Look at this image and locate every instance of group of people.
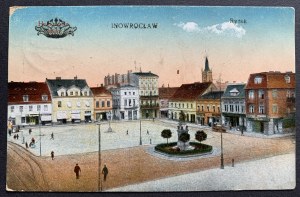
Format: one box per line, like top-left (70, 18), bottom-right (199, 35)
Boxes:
top-left (74, 164), bottom-right (109, 181)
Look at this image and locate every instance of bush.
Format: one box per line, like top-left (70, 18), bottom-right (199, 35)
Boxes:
top-left (155, 142), bottom-right (212, 155)
top-left (283, 118), bottom-right (295, 128)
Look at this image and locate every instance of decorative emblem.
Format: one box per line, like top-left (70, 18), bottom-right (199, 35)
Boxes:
top-left (35, 18), bottom-right (77, 38)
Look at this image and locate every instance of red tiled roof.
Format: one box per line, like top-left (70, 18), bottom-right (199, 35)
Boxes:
top-left (245, 72), bottom-right (295, 89)
top-left (8, 82), bottom-right (51, 104)
top-left (159, 87), bottom-right (179, 99)
top-left (170, 82), bottom-right (213, 101)
top-left (90, 86), bottom-right (112, 96)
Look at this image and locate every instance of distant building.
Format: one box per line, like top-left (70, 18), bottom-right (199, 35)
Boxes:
top-left (46, 77), bottom-right (94, 124)
top-left (8, 82), bottom-right (52, 126)
top-left (131, 72), bottom-right (159, 118)
top-left (197, 90), bottom-right (224, 126)
top-left (202, 57), bottom-right (213, 83)
top-left (90, 86), bottom-right (113, 121)
top-left (245, 71), bottom-right (295, 134)
top-left (110, 85), bottom-right (139, 120)
top-left (169, 82), bottom-right (215, 123)
top-left (159, 86), bottom-right (179, 118)
top-left (104, 70), bottom-right (132, 88)
top-left (221, 83), bottom-right (246, 129)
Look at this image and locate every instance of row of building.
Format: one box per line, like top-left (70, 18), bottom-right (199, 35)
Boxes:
top-left (8, 58), bottom-right (295, 135)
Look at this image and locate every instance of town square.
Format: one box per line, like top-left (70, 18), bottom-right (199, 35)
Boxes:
top-left (6, 6), bottom-right (295, 192)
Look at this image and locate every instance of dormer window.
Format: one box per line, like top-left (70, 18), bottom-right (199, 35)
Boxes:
top-left (229, 88), bottom-right (240, 96)
top-left (61, 92), bottom-right (65, 96)
top-left (42, 95), bottom-right (48, 101)
top-left (70, 92), bottom-right (73, 96)
top-left (23, 95), bottom-right (29, 102)
top-left (285, 75), bottom-right (290, 84)
top-left (254, 76), bottom-right (262, 84)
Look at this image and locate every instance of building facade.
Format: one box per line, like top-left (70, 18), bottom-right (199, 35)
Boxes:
top-left (110, 85), bottom-right (140, 120)
top-left (8, 82), bottom-right (52, 126)
top-left (221, 83), bottom-right (246, 129)
top-left (159, 86), bottom-right (179, 118)
top-left (245, 71), bottom-right (295, 134)
top-left (104, 70), bottom-right (132, 88)
top-left (90, 86), bottom-right (113, 121)
top-left (46, 77), bottom-right (94, 124)
top-left (169, 82), bottom-right (215, 123)
top-left (130, 72), bottom-right (159, 118)
top-left (196, 91), bottom-right (223, 126)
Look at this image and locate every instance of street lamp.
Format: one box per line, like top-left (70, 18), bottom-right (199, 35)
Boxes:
top-left (107, 111), bottom-right (112, 132)
top-left (97, 122), bottom-right (102, 192)
top-left (219, 75), bottom-right (224, 169)
top-left (139, 119), bottom-right (142, 145)
top-left (39, 111), bottom-right (41, 156)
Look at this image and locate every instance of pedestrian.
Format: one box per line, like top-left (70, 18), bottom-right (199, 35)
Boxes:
top-left (51, 132), bottom-right (54, 140)
top-left (241, 128), bottom-right (244, 136)
top-left (102, 164), bottom-right (108, 181)
top-left (232, 159), bottom-right (235, 167)
top-left (8, 129), bottom-right (12, 136)
top-left (147, 130), bottom-right (149, 135)
top-left (13, 134), bottom-right (16, 139)
top-left (25, 142), bottom-right (28, 149)
top-left (126, 130), bottom-right (128, 135)
top-left (16, 134), bottom-right (19, 140)
top-left (51, 151), bottom-right (54, 160)
top-left (153, 117), bottom-right (155, 122)
top-left (150, 138), bottom-right (152, 144)
top-left (29, 128), bottom-right (32, 135)
top-left (74, 164), bottom-right (81, 179)
top-left (31, 137), bottom-right (35, 144)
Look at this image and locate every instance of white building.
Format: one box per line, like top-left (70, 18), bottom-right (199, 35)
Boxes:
top-left (111, 85), bottom-right (140, 120)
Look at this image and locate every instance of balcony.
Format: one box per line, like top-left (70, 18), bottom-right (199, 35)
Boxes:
top-left (140, 103), bottom-right (159, 109)
top-left (124, 105), bottom-right (139, 109)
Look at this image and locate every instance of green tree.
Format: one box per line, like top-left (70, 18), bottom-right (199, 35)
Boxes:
top-left (179, 132), bottom-right (190, 150)
top-left (161, 129), bottom-right (172, 144)
top-left (195, 130), bottom-right (207, 144)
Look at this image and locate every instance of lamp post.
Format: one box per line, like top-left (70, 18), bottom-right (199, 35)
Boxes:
top-left (219, 75), bottom-right (224, 169)
top-left (139, 119), bottom-right (142, 145)
top-left (39, 111), bottom-right (41, 157)
top-left (97, 122), bottom-right (102, 192)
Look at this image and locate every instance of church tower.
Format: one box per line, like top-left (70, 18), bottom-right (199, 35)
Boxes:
top-left (202, 57), bottom-right (213, 82)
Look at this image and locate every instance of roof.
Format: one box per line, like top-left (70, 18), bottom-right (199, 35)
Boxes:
top-left (245, 72), bottom-right (295, 89)
top-left (46, 78), bottom-right (90, 96)
top-left (132, 72), bottom-right (159, 77)
top-left (170, 82), bottom-right (213, 101)
top-left (8, 82), bottom-right (51, 104)
top-left (159, 87), bottom-right (179, 99)
top-left (214, 82), bottom-right (228, 91)
top-left (199, 91), bottom-right (224, 99)
top-left (204, 57), bottom-right (210, 71)
top-left (90, 86), bottom-right (112, 96)
top-left (222, 84), bottom-right (246, 98)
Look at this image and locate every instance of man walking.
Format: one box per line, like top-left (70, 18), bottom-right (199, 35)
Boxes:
top-left (51, 151), bottom-right (54, 160)
top-left (102, 164), bottom-right (108, 181)
top-left (51, 132), bottom-right (54, 140)
top-left (74, 164), bottom-right (81, 179)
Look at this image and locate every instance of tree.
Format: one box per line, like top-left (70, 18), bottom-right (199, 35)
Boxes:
top-left (179, 110), bottom-right (186, 122)
top-left (161, 129), bottom-right (172, 144)
top-left (179, 132), bottom-right (190, 150)
top-left (195, 130), bottom-right (207, 144)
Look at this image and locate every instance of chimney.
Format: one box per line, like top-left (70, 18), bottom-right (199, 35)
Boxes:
top-left (233, 81), bottom-right (236, 83)
top-left (74, 75), bottom-right (77, 80)
top-left (101, 84), bottom-right (103, 87)
top-left (56, 77), bottom-right (61, 80)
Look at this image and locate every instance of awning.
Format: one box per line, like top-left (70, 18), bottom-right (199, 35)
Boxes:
top-left (41, 114), bottom-right (52, 121)
top-left (57, 111), bottom-right (67, 119)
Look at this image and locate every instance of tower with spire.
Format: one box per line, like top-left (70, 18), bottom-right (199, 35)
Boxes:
top-left (202, 57), bottom-right (213, 82)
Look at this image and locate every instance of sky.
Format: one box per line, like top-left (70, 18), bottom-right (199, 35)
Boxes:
top-left (9, 6), bottom-right (295, 87)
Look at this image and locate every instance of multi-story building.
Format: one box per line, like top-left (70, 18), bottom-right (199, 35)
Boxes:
top-left (159, 86), bottom-right (179, 118)
top-left (104, 70), bottom-right (132, 88)
top-left (245, 71), bottom-right (295, 134)
top-left (110, 85), bottom-right (140, 120)
top-left (46, 77), bottom-right (94, 123)
top-left (8, 82), bottom-right (52, 126)
top-left (169, 82), bottom-right (215, 123)
top-left (221, 83), bottom-right (246, 129)
top-left (90, 86), bottom-right (113, 121)
top-left (130, 72), bottom-right (159, 118)
top-left (196, 91), bottom-right (223, 126)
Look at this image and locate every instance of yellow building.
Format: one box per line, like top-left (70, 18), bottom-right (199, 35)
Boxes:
top-left (46, 77), bottom-right (94, 123)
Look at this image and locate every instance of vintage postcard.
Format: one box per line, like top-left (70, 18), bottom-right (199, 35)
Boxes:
top-left (7, 6), bottom-right (295, 192)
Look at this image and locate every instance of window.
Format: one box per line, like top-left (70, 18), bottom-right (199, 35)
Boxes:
top-left (96, 101), bottom-right (99, 108)
top-left (23, 95), bottom-right (29, 102)
top-left (286, 90), bottom-right (291, 98)
top-left (235, 105), bottom-right (239, 112)
top-left (230, 88), bottom-right (239, 96)
top-left (29, 105), bottom-right (33, 111)
top-left (10, 106), bottom-right (14, 113)
top-left (129, 99), bottom-right (132, 106)
top-left (124, 92), bottom-right (127, 95)
top-left (254, 76), bottom-right (262, 84)
top-left (124, 99), bottom-right (127, 106)
top-left (224, 104), bottom-right (228, 112)
top-left (197, 105), bottom-right (200, 111)
top-left (213, 106), bottom-right (216, 112)
top-left (101, 101), bottom-right (105, 107)
top-left (61, 92), bottom-right (65, 96)
top-left (207, 105), bottom-right (210, 112)
top-left (107, 101), bottom-right (110, 107)
top-left (272, 104), bottom-right (278, 113)
top-left (218, 106), bottom-right (220, 112)
top-left (191, 104), bottom-right (193, 108)
top-left (241, 106), bottom-right (245, 113)
top-left (179, 103), bottom-right (181, 108)
top-left (248, 90), bottom-right (254, 99)
top-left (258, 90), bottom-right (264, 99)
top-left (44, 105), bottom-right (48, 111)
top-left (285, 75), bottom-right (290, 84)
top-left (129, 92), bottom-right (131, 95)
top-left (37, 105), bottom-right (41, 111)
top-left (75, 91), bottom-right (79, 96)
top-left (249, 105), bottom-right (254, 113)
top-left (272, 89), bottom-right (278, 98)
top-left (259, 105), bottom-right (264, 114)
top-left (58, 101), bottom-right (62, 107)
top-left (84, 91), bottom-right (88, 96)
top-left (133, 99), bottom-right (135, 106)
top-left (230, 105), bottom-right (234, 112)
top-left (133, 92), bottom-right (135, 95)
top-left (19, 106), bottom-right (23, 112)
top-left (42, 95), bottom-right (48, 101)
